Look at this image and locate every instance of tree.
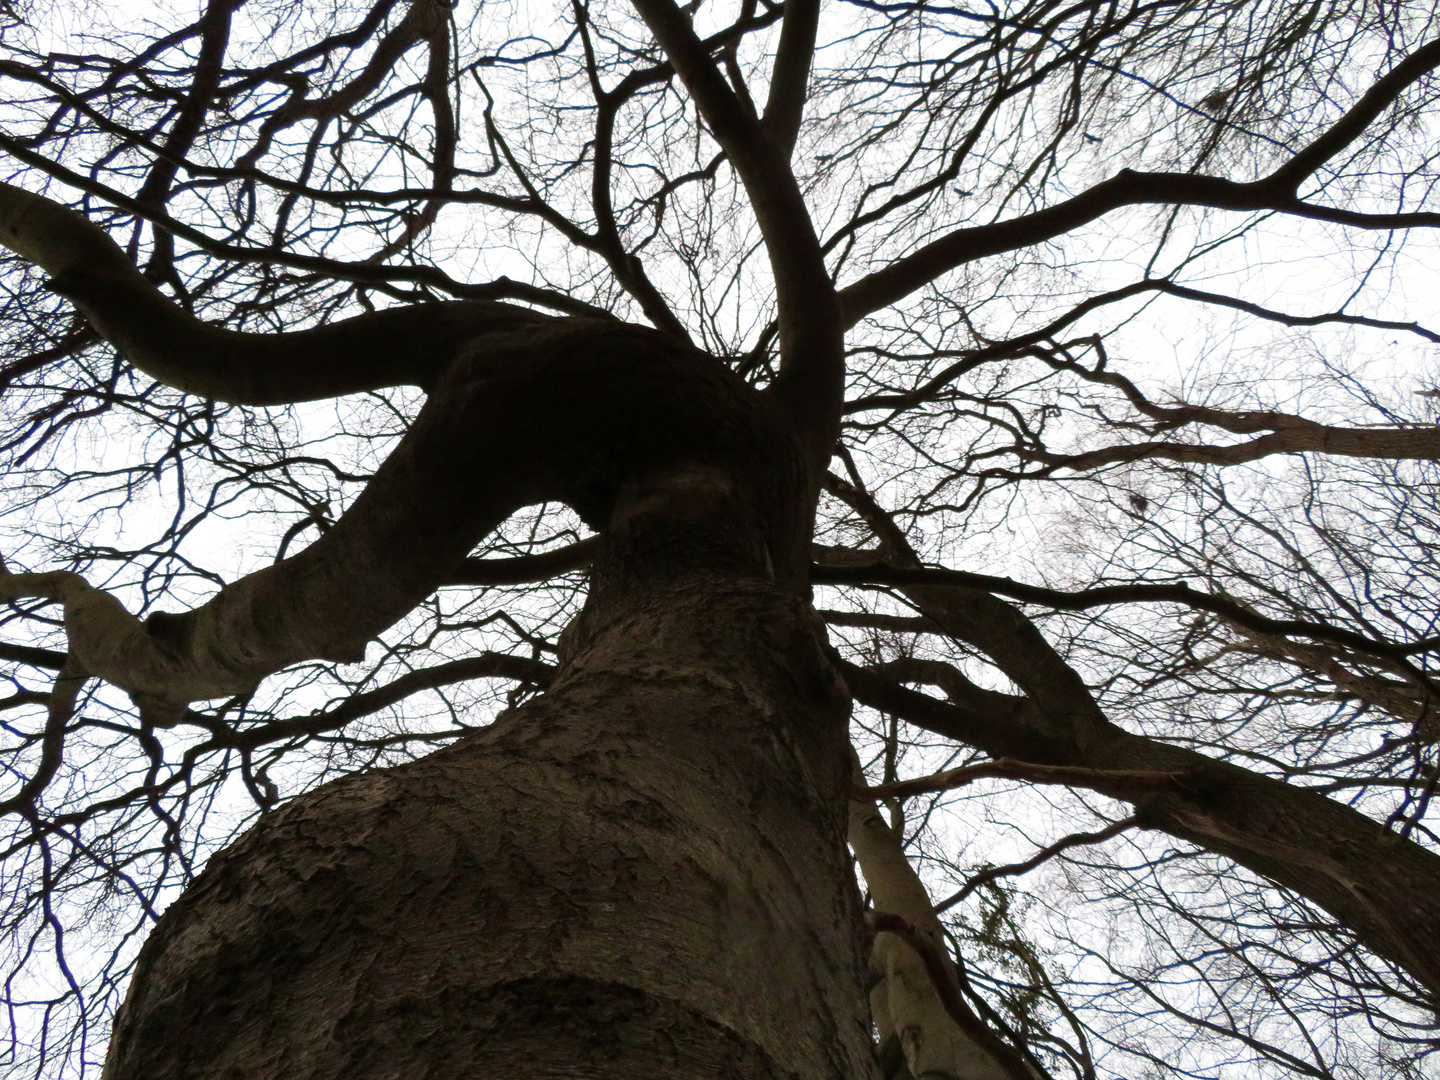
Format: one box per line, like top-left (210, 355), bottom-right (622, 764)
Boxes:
top-left (0, 0), bottom-right (1437, 1076)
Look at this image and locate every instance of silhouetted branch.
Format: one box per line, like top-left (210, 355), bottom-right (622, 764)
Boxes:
top-left (815, 559), bottom-right (1440, 664)
top-left (933, 816), bottom-right (1143, 914)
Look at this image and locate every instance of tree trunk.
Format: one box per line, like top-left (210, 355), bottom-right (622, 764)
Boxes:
top-left (103, 468), bottom-right (880, 1079)
top-left (848, 787), bottom-right (1021, 1080)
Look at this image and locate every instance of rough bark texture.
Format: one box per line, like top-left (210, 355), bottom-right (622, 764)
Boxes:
top-left (103, 464), bottom-right (880, 1080)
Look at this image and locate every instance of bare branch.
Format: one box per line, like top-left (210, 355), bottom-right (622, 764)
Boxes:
top-left (826, 475), bottom-right (1440, 1002)
top-left (864, 912), bottom-right (1043, 1080)
top-left (219, 653), bottom-right (555, 751)
top-left (838, 38), bottom-right (1440, 326)
top-left (848, 757), bottom-right (1037, 1080)
top-left (845, 658), bottom-right (1440, 1006)
top-left (0, 144), bottom-right (610, 317)
top-left (1015, 351), bottom-right (1440, 471)
top-left (446, 537), bottom-right (601, 587)
top-left (859, 758), bottom-right (1188, 803)
top-left (0, 642), bottom-right (67, 671)
top-left (0, 307), bottom-right (785, 716)
top-left (932, 816), bottom-right (1144, 914)
top-left (628, 0), bottom-right (843, 467)
top-left (1267, 36), bottom-right (1440, 192)
top-left (844, 278), bottom-right (1439, 414)
top-left (0, 182), bottom-right (557, 404)
top-left (132, 0), bottom-right (242, 282)
top-left (761, 0), bottom-right (819, 158)
top-left (0, 654), bottom-right (87, 816)
top-left (1024, 425), bottom-right (1440, 471)
top-left (814, 558), bottom-right (1440, 665)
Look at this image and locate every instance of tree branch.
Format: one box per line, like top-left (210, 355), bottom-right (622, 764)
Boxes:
top-left (628, 0), bottom-right (843, 469)
top-left (445, 536), bottom-right (601, 586)
top-left (1023, 425), bottom-right (1440, 471)
top-left (814, 558), bottom-right (1440, 665)
top-left (219, 653), bottom-right (555, 751)
top-left (133, 0), bottom-right (242, 282)
top-left (837, 38), bottom-right (1440, 326)
top-left (0, 182), bottom-right (557, 404)
top-left (849, 762), bottom-right (1043, 1080)
top-left (825, 474), bottom-right (1440, 1000)
top-left (859, 758), bottom-right (1188, 803)
top-left (1012, 344), bottom-right (1440, 472)
top-left (1266, 37), bottom-right (1440, 192)
top-left (0, 298), bottom-right (785, 717)
top-left (843, 278), bottom-right (1440, 415)
top-left (845, 658), bottom-right (1440, 1004)
top-left (932, 816), bottom-right (1143, 914)
top-left (0, 642), bottom-right (67, 671)
top-left (761, 0), bottom-right (819, 158)
top-left (0, 143), bottom-right (611, 318)
top-left (863, 912), bottom-right (1042, 1080)
top-left (0, 654), bottom-right (87, 816)
top-left (1143, 279), bottom-right (1440, 344)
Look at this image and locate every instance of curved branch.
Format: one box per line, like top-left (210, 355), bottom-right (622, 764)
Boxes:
top-left (0, 142), bottom-right (611, 317)
top-left (814, 559), bottom-right (1440, 664)
top-left (839, 173), bottom-right (1440, 328)
top-left (932, 816), bottom-right (1143, 915)
top-left (1143, 279), bottom-right (1440, 344)
top-left (844, 278), bottom-right (1440, 415)
top-left (133, 0), bottom-right (242, 281)
top-left (818, 608), bottom-right (934, 634)
top-left (1267, 36), bottom-right (1440, 192)
top-left (445, 536), bottom-right (601, 586)
top-left (850, 757), bottom-right (1045, 1080)
top-left (0, 311), bottom-right (784, 715)
top-left (863, 912), bottom-right (1041, 1080)
top-left (0, 182), bottom-right (558, 404)
top-left (826, 475), bottom-right (1440, 999)
top-left (837, 37), bottom-right (1440, 327)
top-left (220, 653), bottom-right (555, 751)
top-left (629, 0), bottom-right (842, 467)
top-left (235, 0), bottom-right (447, 171)
top-left (574, 5), bottom-right (690, 343)
top-left (364, 1), bottom-right (457, 259)
top-left (844, 658), bottom-right (1440, 1005)
top-left (0, 653), bottom-right (87, 816)
top-left (15, 185), bottom-right (582, 400)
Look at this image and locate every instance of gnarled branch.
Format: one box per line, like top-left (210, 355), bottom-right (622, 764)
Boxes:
top-left (0, 182), bottom-right (556, 405)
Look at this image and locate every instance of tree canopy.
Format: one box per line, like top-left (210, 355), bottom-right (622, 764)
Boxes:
top-left (0, 0), bottom-right (1438, 1076)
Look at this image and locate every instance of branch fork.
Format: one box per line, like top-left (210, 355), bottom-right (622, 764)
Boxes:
top-left (0, 568), bottom-right (254, 719)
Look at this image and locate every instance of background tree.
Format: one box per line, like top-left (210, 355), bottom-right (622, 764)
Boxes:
top-left (0, 0), bottom-right (1438, 1077)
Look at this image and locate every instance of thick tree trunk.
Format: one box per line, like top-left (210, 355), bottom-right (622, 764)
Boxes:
top-left (102, 470), bottom-right (879, 1080)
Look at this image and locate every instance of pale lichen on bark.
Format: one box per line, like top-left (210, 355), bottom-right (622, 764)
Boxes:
top-left (848, 756), bottom-right (1024, 1080)
top-left (0, 567), bottom-right (255, 718)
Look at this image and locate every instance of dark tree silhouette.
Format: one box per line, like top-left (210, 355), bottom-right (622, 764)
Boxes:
top-left (0, 0), bottom-right (1438, 1077)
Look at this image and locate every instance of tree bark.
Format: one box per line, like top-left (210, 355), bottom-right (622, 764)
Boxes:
top-left (102, 466), bottom-right (880, 1080)
top-left (849, 786), bottom-right (1022, 1080)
